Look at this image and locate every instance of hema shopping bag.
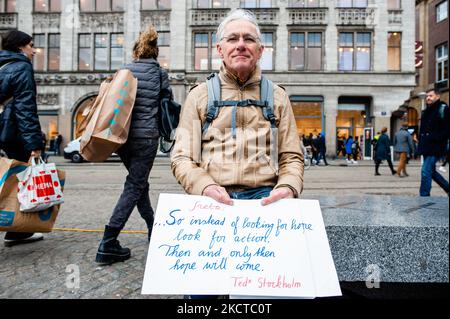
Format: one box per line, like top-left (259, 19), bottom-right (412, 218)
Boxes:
top-left (80, 69), bottom-right (137, 162)
top-left (16, 157), bottom-right (64, 212)
top-left (0, 157), bottom-right (65, 233)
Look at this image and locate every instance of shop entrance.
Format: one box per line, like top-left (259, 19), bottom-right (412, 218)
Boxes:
top-left (336, 96), bottom-right (372, 158)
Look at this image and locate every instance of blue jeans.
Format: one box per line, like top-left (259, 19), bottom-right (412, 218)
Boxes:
top-left (188, 186), bottom-right (274, 299)
top-left (420, 156), bottom-right (449, 196)
top-left (229, 186), bottom-right (273, 200)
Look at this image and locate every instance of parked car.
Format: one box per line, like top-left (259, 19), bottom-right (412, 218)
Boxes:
top-left (63, 137), bottom-right (84, 163)
top-left (63, 137), bottom-right (119, 163)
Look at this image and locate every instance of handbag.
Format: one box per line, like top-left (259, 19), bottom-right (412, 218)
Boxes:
top-left (158, 68), bottom-right (181, 153)
top-left (16, 156), bottom-right (64, 212)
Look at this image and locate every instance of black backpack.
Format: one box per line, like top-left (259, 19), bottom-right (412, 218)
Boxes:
top-left (158, 69), bottom-right (181, 153)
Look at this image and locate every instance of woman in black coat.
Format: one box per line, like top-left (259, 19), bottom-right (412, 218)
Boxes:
top-left (0, 31), bottom-right (44, 246)
top-left (374, 127), bottom-right (396, 176)
top-left (95, 26), bottom-right (172, 265)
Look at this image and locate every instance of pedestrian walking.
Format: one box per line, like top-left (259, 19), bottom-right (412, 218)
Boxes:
top-left (317, 132), bottom-right (329, 165)
top-left (54, 133), bottom-right (62, 156)
top-left (0, 30), bottom-right (45, 246)
top-left (374, 127), bottom-right (396, 176)
top-left (393, 123), bottom-right (414, 177)
top-left (417, 88), bottom-right (449, 196)
top-left (95, 26), bottom-right (173, 264)
top-left (345, 136), bottom-right (357, 164)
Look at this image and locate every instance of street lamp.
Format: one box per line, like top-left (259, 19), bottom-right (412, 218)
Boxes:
top-left (417, 92), bottom-right (427, 111)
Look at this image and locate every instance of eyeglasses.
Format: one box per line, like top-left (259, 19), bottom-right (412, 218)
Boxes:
top-left (221, 33), bottom-right (260, 45)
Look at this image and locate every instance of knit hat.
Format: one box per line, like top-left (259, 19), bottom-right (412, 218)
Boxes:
top-left (1, 30), bottom-right (33, 53)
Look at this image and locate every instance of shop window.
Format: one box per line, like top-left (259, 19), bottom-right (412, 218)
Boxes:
top-left (290, 97), bottom-right (323, 137)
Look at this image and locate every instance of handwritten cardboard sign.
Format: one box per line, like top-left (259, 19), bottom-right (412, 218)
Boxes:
top-left (142, 194), bottom-right (341, 298)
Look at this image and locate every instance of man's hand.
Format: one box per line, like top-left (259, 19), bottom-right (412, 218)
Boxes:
top-left (202, 184), bottom-right (234, 206)
top-left (261, 187), bottom-right (294, 206)
top-left (31, 149), bottom-right (42, 158)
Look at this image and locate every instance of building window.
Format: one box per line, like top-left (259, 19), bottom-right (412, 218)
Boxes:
top-left (141, 0), bottom-right (171, 10)
top-left (158, 31), bottom-right (170, 69)
top-left (48, 34), bottom-right (60, 71)
top-left (338, 32), bottom-right (371, 71)
top-left (260, 32), bottom-right (274, 70)
top-left (79, 0), bottom-right (124, 12)
top-left (436, 1), bottom-right (448, 23)
top-left (34, 0), bottom-right (61, 12)
top-left (337, 0), bottom-right (367, 7)
top-left (79, 33), bottom-right (123, 70)
top-left (240, 0), bottom-right (272, 8)
top-left (290, 0), bottom-right (319, 7)
top-left (32, 33), bottom-right (60, 71)
top-left (388, 32), bottom-right (401, 71)
top-left (33, 34), bottom-right (45, 71)
top-left (290, 32), bottom-right (322, 71)
top-left (0, 0), bottom-right (16, 12)
top-left (110, 33), bottom-right (124, 70)
top-left (436, 43), bottom-right (448, 83)
top-left (78, 34), bottom-right (91, 70)
top-left (196, 0), bottom-right (224, 8)
top-left (194, 32), bottom-right (221, 71)
top-left (387, 0), bottom-right (401, 10)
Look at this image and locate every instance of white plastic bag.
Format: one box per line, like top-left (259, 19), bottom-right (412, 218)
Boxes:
top-left (16, 157), bottom-right (64, 212)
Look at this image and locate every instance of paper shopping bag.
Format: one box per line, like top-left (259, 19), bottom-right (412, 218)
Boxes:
top-left (0, 157), bottom-right (65, 233)
top-left (80, 69), bottom-right (137, 162)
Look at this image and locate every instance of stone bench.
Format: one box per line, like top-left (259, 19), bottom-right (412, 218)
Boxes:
top-left (311, 195), bottom-right (449, 283)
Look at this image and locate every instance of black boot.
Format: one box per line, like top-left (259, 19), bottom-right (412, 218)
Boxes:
top-left (95, 225), bottom-right (131, 265)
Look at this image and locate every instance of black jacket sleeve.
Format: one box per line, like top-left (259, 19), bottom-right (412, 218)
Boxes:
top-left (11, 63), bottom-right (43, 152)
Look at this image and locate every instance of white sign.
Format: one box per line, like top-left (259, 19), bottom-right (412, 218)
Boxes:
top-left (141, 194), bottom-right (341, 298)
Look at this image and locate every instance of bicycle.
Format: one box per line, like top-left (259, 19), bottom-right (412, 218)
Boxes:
top-left (303, 146), bottom-right (313, 170)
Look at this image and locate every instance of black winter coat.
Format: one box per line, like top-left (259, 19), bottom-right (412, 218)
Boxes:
top-left (417, 100), bottom-right (449, 157)
top-left (0, 50), bottom-right (43, 152)
top-left (123, 59), bottom-right (171, 139)
top-left (374, 133), bottom-right (392, 161)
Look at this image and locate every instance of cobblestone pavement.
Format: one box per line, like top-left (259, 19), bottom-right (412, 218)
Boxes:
top-left (1, 156), bottom-right (448, 298)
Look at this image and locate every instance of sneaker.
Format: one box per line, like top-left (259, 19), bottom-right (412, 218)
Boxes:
top-left (4, 233), bottom-right (44, 247)
top-left (351, 160), bottom-right (358, 164)
top-left (438, 166), bottom-right (447, 173)
top-left (346, 159), bottom-right (351, 164)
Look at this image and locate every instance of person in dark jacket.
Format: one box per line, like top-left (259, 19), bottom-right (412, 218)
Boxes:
top-left (393, 123), bottom-right (414, 177)
top-left (316, 132), bottom-right (329, 165)
top-left (417, 88), bottom-right (449, 196)
top-left (374, 127), bottom-right (396, 176)
top-left (95, 26), bottom-right (172, 265)
top-left (0, 30), bottom-right (44, 246)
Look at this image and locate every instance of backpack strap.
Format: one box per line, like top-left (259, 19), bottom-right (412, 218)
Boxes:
top-left (203, 73), bottom-right (221, 134)
top-left (260, 75), bottom-right (276, 129)
top-left (202, 73), bottom-right (277, 140)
